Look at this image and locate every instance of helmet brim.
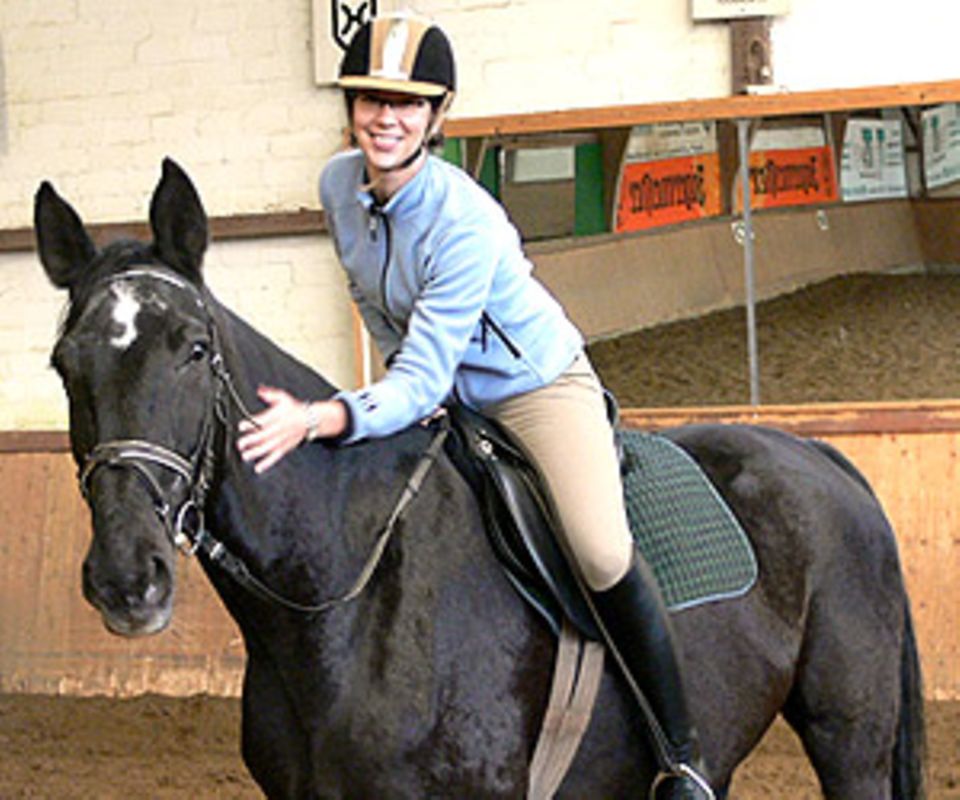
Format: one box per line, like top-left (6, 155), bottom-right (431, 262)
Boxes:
top-left (338, 75), bottom-right (449, 98)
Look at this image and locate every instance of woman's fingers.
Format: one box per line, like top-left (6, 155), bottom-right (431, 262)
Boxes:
top-left (236, 385), bottom-right (309, 472)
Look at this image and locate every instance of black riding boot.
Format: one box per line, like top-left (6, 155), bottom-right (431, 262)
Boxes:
top-left (589, 554), bottom-right (714, 800)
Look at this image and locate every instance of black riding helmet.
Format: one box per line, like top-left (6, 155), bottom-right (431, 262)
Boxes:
top-left (339, 13), bottom-right (456, 112)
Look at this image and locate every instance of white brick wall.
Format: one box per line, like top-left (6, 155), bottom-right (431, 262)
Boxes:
top-left (0, 1), bottom-right (733, 230)
top-left (439, 1), bottom-right (730, 117)
top-left (0, 0), bottom-right (343, 227)
top-left (2, 237), bottom-right (351, 430)
top-left (0, 252), bottom-right (66, 429)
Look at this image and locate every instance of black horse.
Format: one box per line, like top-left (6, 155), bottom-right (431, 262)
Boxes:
top-left (35, 159), bottom-right (924, 798)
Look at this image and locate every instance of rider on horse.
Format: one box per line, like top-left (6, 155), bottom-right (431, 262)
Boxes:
top-left (236, 12), bottom-right (713, 798)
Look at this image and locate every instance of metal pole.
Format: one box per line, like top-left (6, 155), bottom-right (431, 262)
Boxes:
top-left (736, 118), bottom-right (760, 406)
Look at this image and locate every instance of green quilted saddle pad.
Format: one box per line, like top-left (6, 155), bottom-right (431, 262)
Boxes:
top-left (620, 430), bottom-right (758, 611)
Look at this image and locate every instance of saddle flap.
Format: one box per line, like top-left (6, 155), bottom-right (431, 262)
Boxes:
top-left (445, 405), bottom-right (601, 641)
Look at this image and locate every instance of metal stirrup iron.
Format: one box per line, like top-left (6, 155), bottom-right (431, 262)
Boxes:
top-left (649, 762), bottom-right (716, 800)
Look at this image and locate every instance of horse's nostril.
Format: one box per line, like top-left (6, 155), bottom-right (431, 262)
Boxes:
top-left (145, 555), bottom-right (173, 605)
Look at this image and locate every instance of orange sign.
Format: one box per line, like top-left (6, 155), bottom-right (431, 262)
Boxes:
top-left (615, 154), bottom-right (722, 233)
top-left (735, 146), bottom-right (838, 210)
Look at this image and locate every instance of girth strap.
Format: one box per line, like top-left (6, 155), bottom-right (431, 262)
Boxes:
top-left (527, 621), bottom-right (605, 800)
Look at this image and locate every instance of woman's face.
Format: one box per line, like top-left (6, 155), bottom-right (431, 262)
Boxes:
top-left (351, 91), bottom-right (433, 191)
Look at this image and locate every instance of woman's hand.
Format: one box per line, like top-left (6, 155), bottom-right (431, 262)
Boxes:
top-left (237, 386), bottom-right (347, 473)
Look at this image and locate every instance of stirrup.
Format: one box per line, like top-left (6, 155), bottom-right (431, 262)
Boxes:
top-left (649, 762), bottom-right (715, 800)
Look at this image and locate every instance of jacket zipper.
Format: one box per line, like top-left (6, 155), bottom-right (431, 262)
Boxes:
top-left (481, 311), bottom-right (522, 359)
top-left (369, 204), bottom-right (395, 323)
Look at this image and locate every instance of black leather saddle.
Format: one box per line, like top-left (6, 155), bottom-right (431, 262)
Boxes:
top-left (444, 404), bottom-right (601, 640)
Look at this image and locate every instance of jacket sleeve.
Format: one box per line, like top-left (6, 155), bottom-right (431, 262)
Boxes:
top-left (347, 279), bottom-right (403, 366)
top-left (336, 224), bottom-right (496, 442)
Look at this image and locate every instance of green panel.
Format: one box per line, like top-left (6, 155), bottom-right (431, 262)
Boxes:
top-left (478, 146), bottom-right (500, 198)
top-left (440, 137), bottom-right (463, 167)
top-left (574, 142), bottom-right (607, 236)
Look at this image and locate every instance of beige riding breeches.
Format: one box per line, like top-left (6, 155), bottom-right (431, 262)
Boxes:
top-left (483, 352), bottom-right (634, 592)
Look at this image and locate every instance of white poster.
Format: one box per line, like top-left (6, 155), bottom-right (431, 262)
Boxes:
top-left (922, 103), bottom-right (960, 190)
top-left (692, 0), bottom-right (790, 20)
top-left (625, 121), bottom-right (718, 163)
top-left (312, 0), bottom-right (398, 86)
top-left (840, 119), bottom-right (908, 202)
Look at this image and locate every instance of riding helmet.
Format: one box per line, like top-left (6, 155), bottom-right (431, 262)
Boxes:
top-left (339, 13), bottom-right (456, 102)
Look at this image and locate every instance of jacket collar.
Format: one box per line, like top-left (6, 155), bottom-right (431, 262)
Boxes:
top-left (355, 153), bottom-right (433, 217)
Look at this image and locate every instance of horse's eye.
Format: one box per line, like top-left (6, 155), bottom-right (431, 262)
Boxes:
top-left (190, 341), bottom-right (210, 362)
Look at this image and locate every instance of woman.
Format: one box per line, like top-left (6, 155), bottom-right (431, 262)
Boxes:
top-left (238, 13), bottom-right (712, 799)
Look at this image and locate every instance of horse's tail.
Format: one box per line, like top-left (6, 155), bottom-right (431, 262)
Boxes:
top-left (892, 595), bottom-right (926, 800)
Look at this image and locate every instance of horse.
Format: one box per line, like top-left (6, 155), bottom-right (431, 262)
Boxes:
top-left (34, 158), bottom-right (925, 799)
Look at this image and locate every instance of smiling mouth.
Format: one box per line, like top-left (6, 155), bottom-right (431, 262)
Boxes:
top-left (369, 133), bottom-right (404, 149)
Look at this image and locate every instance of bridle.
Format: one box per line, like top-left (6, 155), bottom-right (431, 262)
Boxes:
top-left (76, 267), bottom-right (240, 557)
top-left (73, 265), bottom-right (448, 614)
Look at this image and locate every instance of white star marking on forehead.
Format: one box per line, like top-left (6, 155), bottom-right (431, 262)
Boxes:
top-left (110, 284), bottom-right (141, 350)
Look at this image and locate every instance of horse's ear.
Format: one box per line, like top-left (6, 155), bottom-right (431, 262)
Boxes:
top-left (34, 181), bottom-right (98, 291)
top-left (149, 158), bottom-right (209, 281)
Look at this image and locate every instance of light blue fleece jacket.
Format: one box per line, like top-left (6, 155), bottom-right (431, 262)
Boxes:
top-left (320, 150), bottom-right (583, 443)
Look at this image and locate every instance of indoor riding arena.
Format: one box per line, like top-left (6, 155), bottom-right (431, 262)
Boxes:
top-left (2, 1), bottom-right (960, 797)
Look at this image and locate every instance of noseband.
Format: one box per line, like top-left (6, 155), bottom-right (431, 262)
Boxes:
top-left (76, 268), bottom-right (245, 554)
top-left (80, 438), bottom-right (210, 552)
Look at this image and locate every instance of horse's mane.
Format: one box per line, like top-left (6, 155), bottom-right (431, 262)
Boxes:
top-left (214, 302), bottom-right (340, 402)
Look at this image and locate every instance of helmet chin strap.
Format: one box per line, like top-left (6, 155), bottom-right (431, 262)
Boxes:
top-left (387, 143), bottom-right (427, 173)
top-left (359, 146), bottom-right (426, 196)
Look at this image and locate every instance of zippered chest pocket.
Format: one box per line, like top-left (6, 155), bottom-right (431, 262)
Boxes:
top-left (477, 312), bottom-right (522, 359)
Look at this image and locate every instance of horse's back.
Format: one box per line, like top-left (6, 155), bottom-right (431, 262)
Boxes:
top-left (664, 422), bottom-right (900, 560)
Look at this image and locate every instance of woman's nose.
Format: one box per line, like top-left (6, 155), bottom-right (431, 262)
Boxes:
top-left (373, 102), bottom-right (399, 123)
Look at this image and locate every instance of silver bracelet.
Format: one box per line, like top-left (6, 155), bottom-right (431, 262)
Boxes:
top-left (304, 402), bottom-right (323, 441)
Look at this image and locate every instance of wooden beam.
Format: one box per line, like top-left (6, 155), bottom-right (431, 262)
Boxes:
top-left (9, 400), bottom-right (960, 453)
top-left (0, 431), bottom-right (70, 453)
top-left (445, 79), bottom-right (960, 138)
top-left (5, 80), bottom-right (959, 256)
top-left (620, 399), bottom-right (960, 437)
top-left (2, 209), bottom-right (327, 255)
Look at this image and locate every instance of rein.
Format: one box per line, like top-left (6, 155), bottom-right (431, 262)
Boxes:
top-left (77, 267), bottom-right (447, 615)
top-left (193, 420), bottom-right (449, 614)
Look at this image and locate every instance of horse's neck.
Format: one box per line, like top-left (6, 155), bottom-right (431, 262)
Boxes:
top-left (214, 303), bottom-right (337, 405)
top-left (204, 301), bottom-right (392, 608)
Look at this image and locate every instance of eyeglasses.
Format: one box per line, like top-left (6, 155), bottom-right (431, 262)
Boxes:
top-left (354, 92), bottom-right (430, 118)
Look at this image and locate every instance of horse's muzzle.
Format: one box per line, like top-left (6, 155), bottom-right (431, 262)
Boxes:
top-left (82, 545), bottom-right (175, 637)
